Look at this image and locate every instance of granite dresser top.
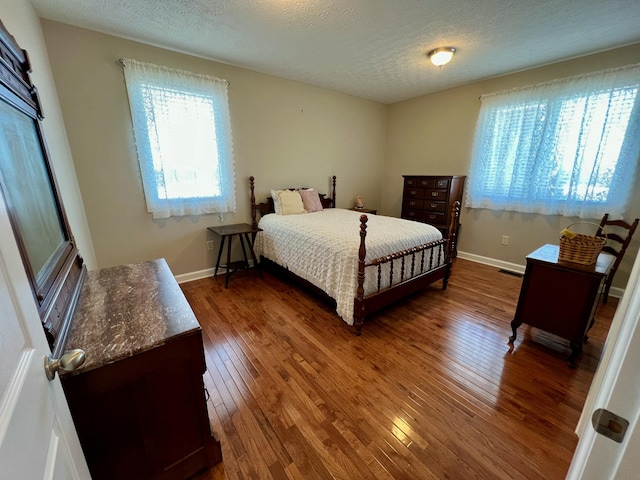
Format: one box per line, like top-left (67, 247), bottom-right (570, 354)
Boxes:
top-left (62, 258), bottom-right (201, 376)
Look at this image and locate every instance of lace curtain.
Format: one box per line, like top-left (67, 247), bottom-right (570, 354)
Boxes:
top-left (466, 63), bottom-right (640, 219)
top-left (122, 58), bottom-right (236, 219)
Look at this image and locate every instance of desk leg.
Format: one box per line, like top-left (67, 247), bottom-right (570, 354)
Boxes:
top-left (568, 341), bottom-right (582, 369)
top-left (225, 235), bottom-right (232, 288)
top-left (214, 237), bottom-right (225, 277)
top-left (509, 317), bottom-right (521, 343)
top-left (238, 234), bottom-right (249, 267)
top-left (584, 316), bottom-right (596, 342)
top-left (245, 233), bottom-right (262, 278)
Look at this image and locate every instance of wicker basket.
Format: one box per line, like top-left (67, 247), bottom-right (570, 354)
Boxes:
top-left (558, 222), bottom-right (607, 265)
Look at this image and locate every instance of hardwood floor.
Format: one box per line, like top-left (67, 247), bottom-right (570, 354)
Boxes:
top-left (181, 258), bottom-right (617, 480)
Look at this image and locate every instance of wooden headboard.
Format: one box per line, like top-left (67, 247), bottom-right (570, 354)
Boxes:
top-left (249, 176), bottom-right (337, 229)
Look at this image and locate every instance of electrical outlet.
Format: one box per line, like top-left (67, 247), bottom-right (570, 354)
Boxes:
top-left (206, 240), bottom-right (215, 251)
top-left (501, 235), bottom-right (510, 246)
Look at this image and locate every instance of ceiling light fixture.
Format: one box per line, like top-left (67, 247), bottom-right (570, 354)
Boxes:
top-left (428, 47), bottom-right (456, 67)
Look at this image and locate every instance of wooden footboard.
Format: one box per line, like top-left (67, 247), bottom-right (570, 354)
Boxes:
top-left (353, 201), bottom-right (460, 335)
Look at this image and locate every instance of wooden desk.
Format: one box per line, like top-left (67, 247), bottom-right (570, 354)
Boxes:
top-left (208, 223), bottom-right (262, 287)
top-left (510, 244), bottom-right (615, 367)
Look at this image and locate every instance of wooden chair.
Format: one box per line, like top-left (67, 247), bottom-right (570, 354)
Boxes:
top-left (596, 214), bottom-right (639, 303)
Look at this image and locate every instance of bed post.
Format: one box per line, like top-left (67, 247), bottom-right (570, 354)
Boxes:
top-left (331, 175), bottom-right (336, 208)
top-left (354, 214), bottom-right (368, 335)
top-left (249, 176), bottom-right (257, 230)
top-left (442, 201), bottom-right (461, 289)
top-left (447, 201), bottom-right (461, 260)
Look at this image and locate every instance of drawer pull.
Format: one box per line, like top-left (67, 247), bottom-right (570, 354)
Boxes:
top-left (431, 192), bottom-right (438, 197)
top-left (428, 214), bottom-right (437, 219)
top-left (430, 203), bottom-right (438, 208)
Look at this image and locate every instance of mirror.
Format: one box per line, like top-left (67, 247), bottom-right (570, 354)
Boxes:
top-left (0, 100), bottom-right (66, 286)
top-left (0, 20), bottom-right (84, 353)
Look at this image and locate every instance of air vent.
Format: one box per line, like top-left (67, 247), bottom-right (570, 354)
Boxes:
top-left (498, 269), bottom-right (524, 278)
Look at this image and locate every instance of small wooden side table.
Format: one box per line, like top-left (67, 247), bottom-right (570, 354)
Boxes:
top-left (350, 208), bottom-right (378, 215)
top-left (509, 244), bottom-right (614, 367)
top-left (207, 223), bottom-right (262, 288)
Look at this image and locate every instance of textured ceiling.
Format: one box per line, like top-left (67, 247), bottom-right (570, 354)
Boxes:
top-left (31, 0), bottom-right (640, 104)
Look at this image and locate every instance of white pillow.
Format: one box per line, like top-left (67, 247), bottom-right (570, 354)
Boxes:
top-left (271, 189), bottom-right (283, 214)
top-left (276, 189), bottom-right (306, 215)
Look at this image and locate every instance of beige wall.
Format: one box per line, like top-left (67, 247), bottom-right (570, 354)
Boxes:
top-left (41, 20), bottom-right (387, 276)
top-left (1, 0), bottom-right (96, 269)
top-left (39, 17), bottom-right (640, 289)
top-left (383, 44), bottom-right (640, 289)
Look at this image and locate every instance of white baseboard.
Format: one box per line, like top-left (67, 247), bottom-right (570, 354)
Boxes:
top-left (456, 250), bottom-right (623, 299)
top-left (174, 260), bottom-right (257, 284)
top-left (175, 253), bottom-right (624, 299)
top-left (175, 267), bottom-right (216, 284)
top-left (456, 250), bottom-right (526, 275)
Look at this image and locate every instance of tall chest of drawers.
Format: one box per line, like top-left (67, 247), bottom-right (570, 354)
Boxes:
top-left (401, 175), bottom-right (466, 253)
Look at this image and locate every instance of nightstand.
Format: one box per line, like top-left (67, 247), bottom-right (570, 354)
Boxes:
top-left (350, 208), bottom-right (377, 215)
top-left (207, 223), bottom-right (262, 287)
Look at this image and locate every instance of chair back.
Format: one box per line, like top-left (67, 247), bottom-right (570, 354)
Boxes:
top-left (596, 214), bottom-right (639, 257)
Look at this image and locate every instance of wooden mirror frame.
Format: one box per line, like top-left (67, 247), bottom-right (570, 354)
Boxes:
top-left (0, 20), bottom-right (85, 354)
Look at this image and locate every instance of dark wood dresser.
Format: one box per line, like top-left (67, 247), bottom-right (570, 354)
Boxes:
top-left (509, 244), bottom-right (614, 367)
top-left (60, 259), bottom-right (221, 479)
top-left (401, 175), bottom-right (466, 253)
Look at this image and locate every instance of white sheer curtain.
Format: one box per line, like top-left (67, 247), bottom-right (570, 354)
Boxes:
top-left (122, 58), bottom-right (235, 219)
top-left (466, 63), bottom-right (640, 219)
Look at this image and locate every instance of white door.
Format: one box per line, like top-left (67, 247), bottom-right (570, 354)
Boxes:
top-left (567, 246), bottom-right (640, 478)
top-left (0, 195), bottom-right (91, 478)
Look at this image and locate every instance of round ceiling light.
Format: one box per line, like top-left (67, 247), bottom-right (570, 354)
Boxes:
top-left (428, 47), bottom-right (456, 67)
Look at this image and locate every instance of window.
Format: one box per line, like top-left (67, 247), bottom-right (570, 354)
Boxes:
top-left (122, 59), bottom-right (235, 219)
top-left (466, 64), bottom-right (640, 219)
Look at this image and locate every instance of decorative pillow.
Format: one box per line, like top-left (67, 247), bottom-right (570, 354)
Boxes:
top-left (271, 189), bottom-right (283, 214)
top-left (276, 189), bottom-right (306, 215)
top-left (299, 188), bottom-right (324, 212)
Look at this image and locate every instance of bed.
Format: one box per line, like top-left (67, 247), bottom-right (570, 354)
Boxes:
top-left (249, 176), bottom-right (460, 335)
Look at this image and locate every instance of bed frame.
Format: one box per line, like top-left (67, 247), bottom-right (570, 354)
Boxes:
top-left (249, 175), bottom-right (460, 335)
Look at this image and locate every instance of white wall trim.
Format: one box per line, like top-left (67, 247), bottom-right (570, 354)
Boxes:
top-left (175, 260), bottom-right (257, 284)
top-left (175, 268), bottom-right (216, 284)
top-left (456, 250), bottom-right (526, 275)
top-left (456, 250), bottom-right (623, 298)
top-left (174, 252), bottom-right (624, 298)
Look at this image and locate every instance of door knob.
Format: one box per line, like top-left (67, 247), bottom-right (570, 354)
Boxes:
top-left (44, 349), bottom-right (86, 380)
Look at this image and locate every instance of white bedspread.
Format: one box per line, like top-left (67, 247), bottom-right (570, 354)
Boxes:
top-left (254, 208), bottom-right (443, 325)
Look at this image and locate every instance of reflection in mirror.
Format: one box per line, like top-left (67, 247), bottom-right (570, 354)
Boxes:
top-left (0, 100), bottom-right (65, 285)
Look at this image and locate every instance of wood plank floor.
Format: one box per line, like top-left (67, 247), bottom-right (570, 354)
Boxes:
top-left (181, 258), bottom-right (617, 480)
